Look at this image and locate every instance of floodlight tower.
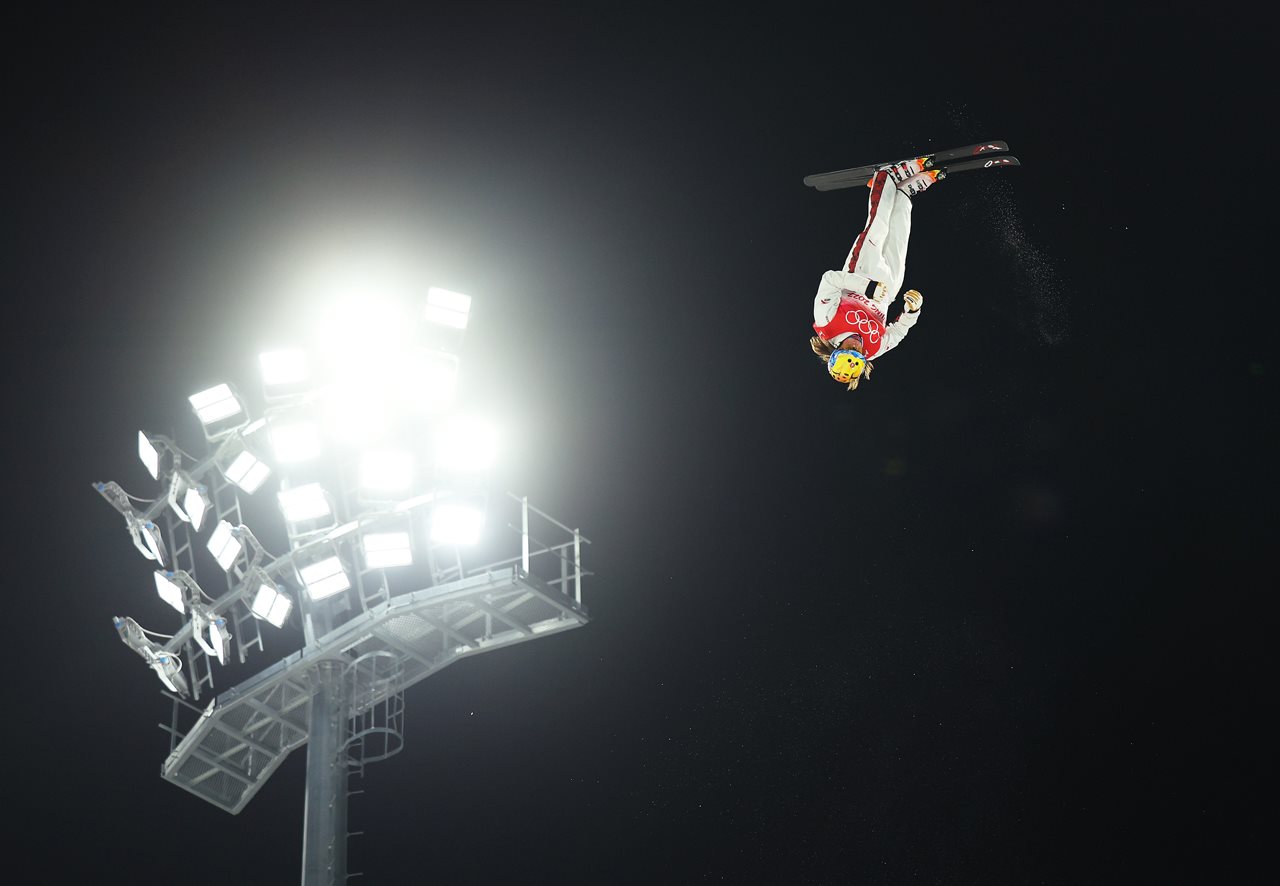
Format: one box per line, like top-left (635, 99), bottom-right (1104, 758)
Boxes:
top-left (95, 285), bottom-right (591, 884)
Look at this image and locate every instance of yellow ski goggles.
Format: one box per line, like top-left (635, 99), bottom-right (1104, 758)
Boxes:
top-left (827, 348), bottom-right (866, 383)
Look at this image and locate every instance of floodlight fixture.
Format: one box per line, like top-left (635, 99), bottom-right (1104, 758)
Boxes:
top-left (207, 520), bottom-right (243, 572)
top-left (189, 383), bottom-right (244, 426)
top-left (113, 615), bottom-right (189, 696)
top-left (424, 287), bottom-right (472, 330)
top-left (430, 501), bottom-right (485, 546)
top-left (114, 615), bottom-right (151, 656)
top-left (435, 416), bottom-right (498, 474)
top-left (358, 450), bottom-right (413, 496)
top-left (149, 651), bottom-right (189, 696)
top-left (299, 554), bottom-right (350, 601)
top-left (182, 482), bottom-right (211, 531)
top-left (270, 420), bottom-right (322, 463)
top-left (277, 483), bottom-right (332, 524)
top-left (224, 448), bottom-right (270, 493)
top-left (130, 518), bottom-right (169, 566)
top-left (166, 471), bottom-right (210, 529)
top-left (192, 605), bottom-right (231, 665)
top-left (362, 530), bottom-right (413, 569)
top-left (249, 576), bottom-right (293, 628)
top-left (138, 431), bottom-right (162, 480)
top-left (154, 570), bottom-right (188, 613)
top-left (259, 349), bottom-right (309, 388)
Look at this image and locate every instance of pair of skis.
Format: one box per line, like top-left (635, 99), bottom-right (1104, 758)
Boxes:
top-left (803, 140), bottom-right (1019, 191)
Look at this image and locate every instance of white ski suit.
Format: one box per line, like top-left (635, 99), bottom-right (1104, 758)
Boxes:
top-left (812, 168), bottom-right (921, 358)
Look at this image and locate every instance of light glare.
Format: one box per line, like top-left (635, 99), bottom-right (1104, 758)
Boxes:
top-left (259, 349), bottom-right (309, 387)
top-left (359, 450), bottom-right (413, 494)
top-left (430, 503), bottom-right (485, 546)
top-left (436, 417), bottom-right (498, 473)
top-left (424, 287), bottom-right (472, 329)
top-left (271, 421), bottom-right (321, 463)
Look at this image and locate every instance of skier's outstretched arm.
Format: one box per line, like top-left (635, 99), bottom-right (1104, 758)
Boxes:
top-left (875, 290), bottom-right (923, 358)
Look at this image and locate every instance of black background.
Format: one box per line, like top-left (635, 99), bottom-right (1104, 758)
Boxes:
top-left (5, 5), bottom-right (1272, 884)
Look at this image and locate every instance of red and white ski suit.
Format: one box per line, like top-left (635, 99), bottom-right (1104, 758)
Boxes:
top-left (812, 169), bottom-right (921, 358)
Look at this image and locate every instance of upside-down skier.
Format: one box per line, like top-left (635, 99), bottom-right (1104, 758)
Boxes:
top-left (805, 142), bottom-right (1018, 390)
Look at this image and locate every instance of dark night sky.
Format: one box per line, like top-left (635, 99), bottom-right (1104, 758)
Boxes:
top-left (4, 5), bottom-right (1273, 884)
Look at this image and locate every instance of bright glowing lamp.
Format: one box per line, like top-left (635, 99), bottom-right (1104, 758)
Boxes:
top-left (138, 431), bottom-right (161, 480)
top-left (435, 417), bottom-right (498, 473)
top-left (259, 349), bottom-right (309, 387)
top-left (207, 520), bottom-right (243, 571)
top-left (424, 287), bottom-right (472, 330)
top-left (250, 577), bottom-right (292, 628)
top-left (430, 502), bottom-right (485, 546)
top-left (219, 434), bottom-right (271, 494)
top-left (182, 483), bottom-right (211, 531)
top-left (189, 384), bottom-right (243, 425)
top-left (358, 450), bottom-right (413, 495)
top-left (224, 449), bottom-right (269, 494)
top-left (299, 556), bottom-right (350, 600)
top-left (154, 570), bottom-right (186, 613)
top-left (277, 483), bottom-right (332, 523)
top-left (362, 530), bottom-right (413, 568)
top-left (270, 421), bottom-right (321, 463)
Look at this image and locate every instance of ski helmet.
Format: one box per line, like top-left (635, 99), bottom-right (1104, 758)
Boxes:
top-left (827, 348), bottom-right (866, 383)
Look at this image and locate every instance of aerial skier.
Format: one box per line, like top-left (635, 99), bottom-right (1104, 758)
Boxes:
top-left (804, 142), bottom-right (1020, 390)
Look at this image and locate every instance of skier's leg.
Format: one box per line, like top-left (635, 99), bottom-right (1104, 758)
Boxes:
top-left (841, 170), bottom-right (899, 287)
top-left (878, 190), bottom-right (913, 303)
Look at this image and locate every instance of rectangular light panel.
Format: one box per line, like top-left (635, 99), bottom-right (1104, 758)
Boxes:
top-left (251, 583), bottom-right (292, 628)
top-left (277, 483), bottom-right (331, 523)
top-left (138, 432), bottom-right (160, 480)
top-left (207, 520), bottom-right (242, 571)
top-left (299, 556), bottom-right (350, 600)
top-left (153, 571), bottom-right (185, 613)
top-left (362, 531), bottom-right (413, 568)
top-left (183, 484), bottom-right (209, 531)
top-left (189, 384), bottom-right (243, 424)
top-left (225, 450), bottom-right (270, 493)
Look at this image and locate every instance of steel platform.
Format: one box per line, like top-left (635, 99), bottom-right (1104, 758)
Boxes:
top-left (160, 566), bottom-right (588, 813)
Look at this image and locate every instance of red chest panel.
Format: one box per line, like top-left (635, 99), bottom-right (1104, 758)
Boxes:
top-left (814, 295), bottom-right (887, 357)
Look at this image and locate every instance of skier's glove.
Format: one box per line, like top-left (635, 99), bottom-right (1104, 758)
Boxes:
top-left (903, 290), bottom-right (923, 313)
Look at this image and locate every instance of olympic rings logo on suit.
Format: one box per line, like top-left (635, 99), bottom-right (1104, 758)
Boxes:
top-left (843, 308), bottom-right (880, 344)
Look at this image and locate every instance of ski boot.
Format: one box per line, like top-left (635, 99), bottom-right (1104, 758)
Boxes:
top-left (895, 169), bottom-right (945, 196)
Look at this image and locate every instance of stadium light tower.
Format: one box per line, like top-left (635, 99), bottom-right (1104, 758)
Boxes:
top-left (93, 281), bottom-right (591, 884)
